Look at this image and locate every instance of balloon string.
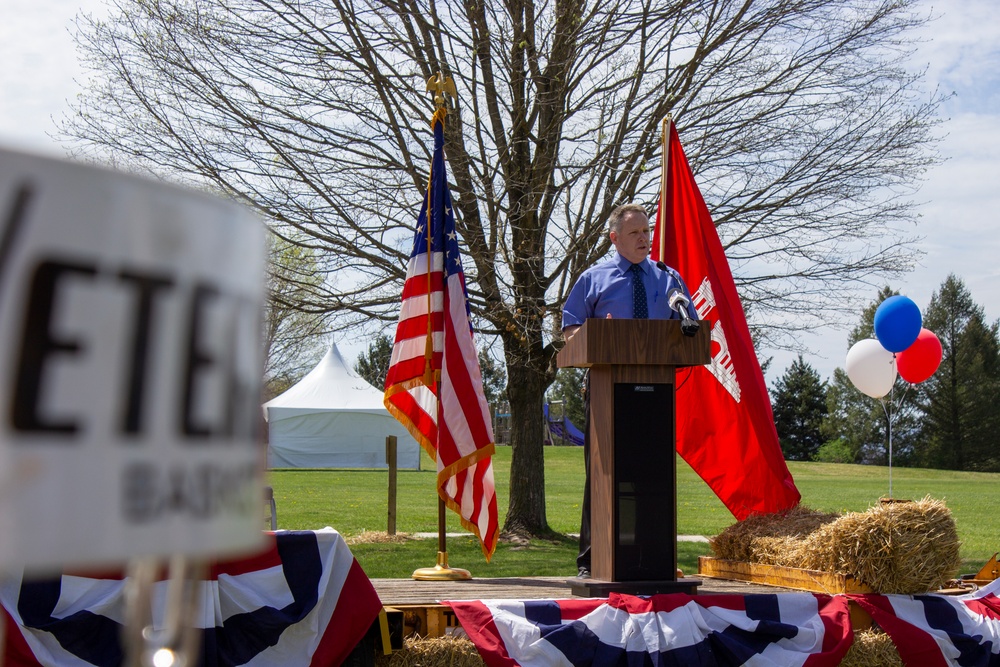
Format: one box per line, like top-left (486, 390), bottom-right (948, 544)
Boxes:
top-left (883, 387), bottom-right (893, 499)
top-left (881, 373), bottom-right (914, 500)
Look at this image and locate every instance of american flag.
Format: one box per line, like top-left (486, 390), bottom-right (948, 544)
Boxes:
top-left (383, 107), bottom-right (498, 560)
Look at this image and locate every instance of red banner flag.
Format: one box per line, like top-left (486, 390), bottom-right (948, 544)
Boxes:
top-left (652, 120), bottom-right (800, 520)
top-left (384, 108), bottom-right (499, 560)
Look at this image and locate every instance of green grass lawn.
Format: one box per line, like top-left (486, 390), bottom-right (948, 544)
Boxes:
top-left (268, 446), bottom-right (1000, 579)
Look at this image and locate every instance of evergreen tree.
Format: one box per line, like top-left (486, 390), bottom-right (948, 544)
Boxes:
top-left (771, 355), bottom-right (828, 460)
top-left (355, 335), bottom-right (508, 409)
top-left (821, 369), bottom-right (871, 463)
top-left (546, 368), bottom-right (587, 433)
top-left (354, 333), bottom-right (393, 390)
top-left (477, 349), bottom-right (508, 407)
top-left (821, 286), bottom-right (923, 465)
top-left (915, 275), bottom-right (1000, 471)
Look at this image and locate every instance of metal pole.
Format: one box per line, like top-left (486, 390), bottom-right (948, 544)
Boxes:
top-left (411, 71), bottom-right (470, 582)
top-left (657, 115), bottom-right (672, 261)
top-left (438, 497), bottom-right (447, 553)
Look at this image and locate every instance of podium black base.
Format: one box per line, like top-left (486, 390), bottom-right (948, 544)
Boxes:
top-left (567, 577), bottom-right (702, 597)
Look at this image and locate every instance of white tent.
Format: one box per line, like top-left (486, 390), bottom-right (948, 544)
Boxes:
top-left (263, 343), bottom-right (422, 469)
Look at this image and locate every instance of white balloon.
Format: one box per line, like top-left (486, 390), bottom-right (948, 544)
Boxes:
top-left (846, 338), bottom-right (897, 398)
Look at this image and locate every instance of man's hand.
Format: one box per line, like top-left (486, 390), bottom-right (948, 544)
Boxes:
top-left (565, 313), bottom-right (612, 341)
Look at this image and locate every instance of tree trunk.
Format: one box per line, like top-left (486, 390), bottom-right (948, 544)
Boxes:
top-left (501, 345), bottom-right (555, 538)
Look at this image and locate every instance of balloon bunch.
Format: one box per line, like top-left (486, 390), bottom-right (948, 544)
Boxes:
top-left (844, 295), bottom-right (942, 498)
top-left (846, 295), bottom-right (943, 398)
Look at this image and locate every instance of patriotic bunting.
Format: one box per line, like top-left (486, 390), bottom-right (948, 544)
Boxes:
top-left (851, 579), bottom-right (1000, 666)
top-left (1, 529), bottom-right (381, 667)
top-left (448, 591), bottom-right (852, 667)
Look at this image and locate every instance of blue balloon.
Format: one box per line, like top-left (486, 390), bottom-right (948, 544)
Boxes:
top-left (874, 295), bottom-right (922, 353)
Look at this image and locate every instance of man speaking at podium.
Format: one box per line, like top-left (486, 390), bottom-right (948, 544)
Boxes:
top-left (562, 203), bottom-right (697, 579)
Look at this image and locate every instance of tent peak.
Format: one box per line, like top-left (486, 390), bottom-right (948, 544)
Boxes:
top-left (263, 338), bottom-right (386, 415)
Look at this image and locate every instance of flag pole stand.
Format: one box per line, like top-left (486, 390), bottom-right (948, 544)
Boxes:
top-left (412, 498), bottom-right (471, 580)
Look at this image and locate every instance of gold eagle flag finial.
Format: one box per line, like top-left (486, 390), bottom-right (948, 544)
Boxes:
top-left (426, 72), bottom-right (457, 110)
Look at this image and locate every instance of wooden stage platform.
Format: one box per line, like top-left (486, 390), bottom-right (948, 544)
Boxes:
top-left (371, 575), bottom-right (794, 605)
top-left (370, 576), bottom-right (798, 641)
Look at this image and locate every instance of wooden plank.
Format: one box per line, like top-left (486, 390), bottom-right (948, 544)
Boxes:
top-left (386, 436), bottom-right (397, 535)
top-left (369, 575), bottom-right (805, 607)
top-left (975, 553), bottom-right (1000, 581)
top-left (370, 576), bottom-right (576, 605)
top-left (698, 557), bottom-right (873, 594)
top-left (382, 604), bottom-right (463, 640)
top-left (850, 603), bottom-right (873, 631)
top-left (589, 366), bottom-right (615, 581)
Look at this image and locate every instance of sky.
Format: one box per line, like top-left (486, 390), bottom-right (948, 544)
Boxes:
top-left (2, 0), bottom-right (998, 383)
top-left (765, 1), bottom-right (1000, 380)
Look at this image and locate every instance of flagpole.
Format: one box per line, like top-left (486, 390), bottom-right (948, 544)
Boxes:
top-left (412, 71), bottom-right (471, 581)
top-left (657, 114), bottom-right (672, 261)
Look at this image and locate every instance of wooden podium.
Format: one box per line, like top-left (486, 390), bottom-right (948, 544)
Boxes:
top-left (557, 318), bottom-right (711, 597)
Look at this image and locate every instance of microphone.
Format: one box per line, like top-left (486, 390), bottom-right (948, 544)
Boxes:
top-left (664, 282), bottom-right (701, 337)
top-left (667, 287), bottom-right (690, 312)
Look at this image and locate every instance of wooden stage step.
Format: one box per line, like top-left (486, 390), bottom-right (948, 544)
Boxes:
top-left (371, 574), bottom-right (798, 605)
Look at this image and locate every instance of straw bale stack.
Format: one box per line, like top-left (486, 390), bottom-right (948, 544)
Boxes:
top-left (710, 497), bottom-right (962, 594)
top-left (796, 497), bottom-right (961, 593)
top-left (375, 635), bottom-right (484, 667)
top-left (839, 629), bottom-right (903, 667)
top-left (709, 505), bottom-right (839, 562)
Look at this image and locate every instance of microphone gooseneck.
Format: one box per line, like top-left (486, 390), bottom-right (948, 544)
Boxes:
top-left (659, 267), bottom-right (700, 337)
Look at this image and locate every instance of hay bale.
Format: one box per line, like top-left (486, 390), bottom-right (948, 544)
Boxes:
top-left (839, 628), bottom-right (903, 667)
top-left (344, 531), bottom-right (413, 545)
top-left (709, 505), bottom-right (839, 562)
top-left (710, 497), bottom-right (961, 594)
top-left (749, 535), bottom-right (808, 567)
top-left (795, 496), bottom-right (961, 594)
top-left (375, 635), bottom-right (484, 667)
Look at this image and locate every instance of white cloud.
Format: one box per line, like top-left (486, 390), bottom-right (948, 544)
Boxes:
top-left (911, 1), bottom-right (1000, 111)
top-left (767, 0), bottom-right (1000, 383)
top-left (0, 0), bottom-right (107, 155)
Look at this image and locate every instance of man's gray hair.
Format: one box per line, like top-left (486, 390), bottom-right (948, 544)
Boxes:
top-left (608, 203), bottom-right (649, 234)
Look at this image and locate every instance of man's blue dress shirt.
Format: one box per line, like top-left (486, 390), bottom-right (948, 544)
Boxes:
top-left (562, 253), bottom-right (698, 329)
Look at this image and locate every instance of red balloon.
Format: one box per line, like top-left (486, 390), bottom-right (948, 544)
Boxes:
top-left (896, 328), bottom-right (942, 383)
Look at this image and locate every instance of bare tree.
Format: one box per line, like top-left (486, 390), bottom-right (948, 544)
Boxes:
top-left (63, 0), bottom-right (943, 537)
top-left (263, 236), bottom-right (329, 400)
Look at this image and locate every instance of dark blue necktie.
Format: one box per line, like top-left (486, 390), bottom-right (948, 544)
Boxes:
top-left (630, 263), bottom-right (648, 319)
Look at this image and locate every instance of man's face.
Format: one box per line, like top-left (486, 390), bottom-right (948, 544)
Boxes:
top-left (609, 211), bottom-right (651, 264)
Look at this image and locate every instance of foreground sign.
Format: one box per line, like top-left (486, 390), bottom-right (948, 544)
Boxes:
top-left (0, 148), bottom-right (266, 569)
